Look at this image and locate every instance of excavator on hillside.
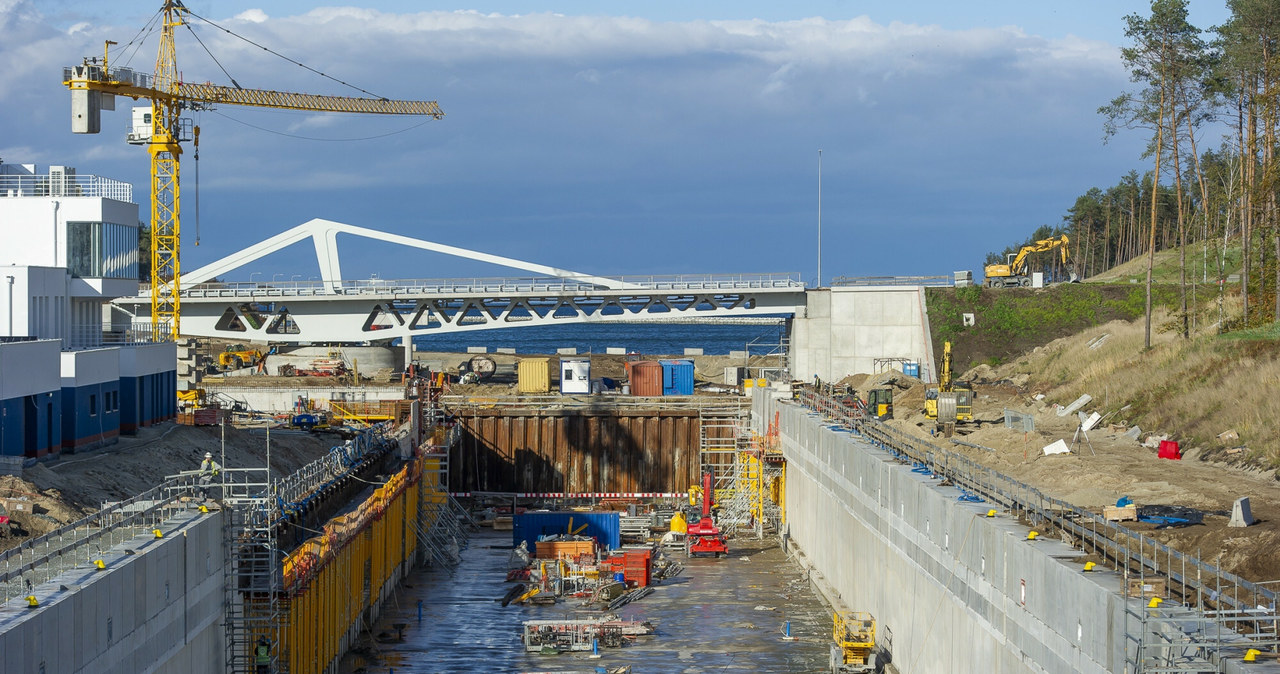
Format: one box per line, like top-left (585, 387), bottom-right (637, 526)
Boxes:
top-left (983, 234), bottom-right (1078, 288)
top-left (924, 341), bottom-right (972, 431)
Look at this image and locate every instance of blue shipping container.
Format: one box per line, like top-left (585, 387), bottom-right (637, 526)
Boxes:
top-left (513, 511), bottom-right (621, 552)
top-left (903, 362), bottom-right (920, 378)
top-left (659, 359), bottom-right (695, 396)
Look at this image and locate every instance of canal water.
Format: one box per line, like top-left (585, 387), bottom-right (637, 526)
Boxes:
top-left (339, 532), bottom-right (833, 673)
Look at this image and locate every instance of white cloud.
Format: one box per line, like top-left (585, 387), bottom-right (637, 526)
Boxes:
top-left (234, 9), bottom-right (269, 24)
top-left (0, 6), bottom-right (1148, 278)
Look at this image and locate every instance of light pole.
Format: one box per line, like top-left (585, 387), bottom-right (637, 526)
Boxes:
top-left (249, 272), bottom-right (261, 284)
top-left (291, 274), bottom-right (301, 282)
top-left (817, 149), bottom-right (822, 289)
top-left (272, 273), bottom-right (283, 282)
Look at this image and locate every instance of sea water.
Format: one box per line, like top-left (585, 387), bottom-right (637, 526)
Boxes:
top-left (410, 320), bottom-right (785, 355)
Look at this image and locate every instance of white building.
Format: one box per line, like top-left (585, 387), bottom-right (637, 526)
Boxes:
top-left (0, 160), bottom-right (140, 346)
top-left (0, 160), bottom-right (174, 463)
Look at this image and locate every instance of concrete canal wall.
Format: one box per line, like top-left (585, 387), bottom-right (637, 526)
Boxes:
top-left (759, 394), bottom-right (1128, 674)
top-left (0, 510), bottom-right (226, 674)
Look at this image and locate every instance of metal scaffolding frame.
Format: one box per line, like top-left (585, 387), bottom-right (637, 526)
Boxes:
top-left (222, 466), bottom-right (283, 674)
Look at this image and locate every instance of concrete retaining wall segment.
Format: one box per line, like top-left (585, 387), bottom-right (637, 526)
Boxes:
top-left (0, 511), bottom-right (226, 674)
top-left (760, 394), bottom-right (1132, 674)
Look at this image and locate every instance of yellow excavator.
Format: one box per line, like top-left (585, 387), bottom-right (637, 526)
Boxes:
top-left (984, 234), bottom-right (1078, 288)
top-left (924, 342), bottom-right (972, 427)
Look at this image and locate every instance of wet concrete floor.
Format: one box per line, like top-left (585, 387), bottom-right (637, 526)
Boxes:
top-left (340, 531), bottom-right (833, 673)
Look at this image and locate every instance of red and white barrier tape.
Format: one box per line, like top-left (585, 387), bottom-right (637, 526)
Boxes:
top-left (449, 492), bottom-right (684, 498)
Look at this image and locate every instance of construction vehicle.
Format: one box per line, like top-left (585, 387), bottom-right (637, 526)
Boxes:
top-left (64, 1), bottom-right (444, 341)
top-left (686, 471), bottom-right (728, 558)
top-left (866, 387), bottom-right (893, 421)
top-left (925, 341), bottom-right (973, 428)
top-left (218, 345), bottom-right (262, 371)
top-left (983, 234), bottom-right (1078, 288)
top-left (830, 611), bottom-right (877, 673)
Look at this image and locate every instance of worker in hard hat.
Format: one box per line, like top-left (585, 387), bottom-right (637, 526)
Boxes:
top-left (254, 635), bottom-right (271, 673)
top-left (198, 452), bottom-right (221, 501)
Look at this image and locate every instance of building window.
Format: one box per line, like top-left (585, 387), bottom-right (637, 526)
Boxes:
top-left (67, 221), bottom-right (138, 279)
top-left (89, 393), bottom-right (97, 416)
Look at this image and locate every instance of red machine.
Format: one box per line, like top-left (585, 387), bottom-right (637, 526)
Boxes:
top-left (686, 471), bottom-right (728, 558)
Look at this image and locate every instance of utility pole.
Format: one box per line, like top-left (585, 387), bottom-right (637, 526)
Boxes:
top-left (817, 149), bottom-right (823, 289)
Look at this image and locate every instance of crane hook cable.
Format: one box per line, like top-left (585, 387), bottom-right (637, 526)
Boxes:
top-left (181, 21), bottom-right (242, 89)
top-left (185, 9), bottom-right (392, 101)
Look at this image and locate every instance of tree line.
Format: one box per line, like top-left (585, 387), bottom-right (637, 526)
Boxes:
top-left (991, 0), bottom-right (1280, 348)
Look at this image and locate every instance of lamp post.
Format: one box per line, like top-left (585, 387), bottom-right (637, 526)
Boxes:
top-left (249, 272), bottom-right (261, 284)
top-left (817, 149), bottom-right (822, 289)
top-left (272, 273), bottom-right (283, 282)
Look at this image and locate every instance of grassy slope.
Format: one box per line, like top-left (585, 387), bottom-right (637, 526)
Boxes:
top-left (1085, 240), bottom-right (1242, 284)
top-left (926, 267), bottom-right (1280, 464)
top-left (991, 312), bottom-right (1280, 466)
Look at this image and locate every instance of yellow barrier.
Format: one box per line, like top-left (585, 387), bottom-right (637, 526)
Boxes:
top-left (279, 453), bottom-right (438, 674)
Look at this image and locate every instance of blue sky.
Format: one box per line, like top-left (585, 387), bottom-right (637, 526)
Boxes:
top-left (1, 1), bottom-right (1233, 284)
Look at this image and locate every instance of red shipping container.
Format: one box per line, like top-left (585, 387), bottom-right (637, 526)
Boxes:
top-left (626, 361), bottom-right (663, 397)
top-left (1157, 440), bottom-right (1181, 460)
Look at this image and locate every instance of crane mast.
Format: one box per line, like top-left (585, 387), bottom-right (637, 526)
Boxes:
top-left (149, 0), bottom-right (184, 342)
top-left (64, 0), bottom-right (444, 342)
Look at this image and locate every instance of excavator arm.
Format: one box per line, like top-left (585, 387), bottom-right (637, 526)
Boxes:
top-left (1009, 235), bottom-right (1070, 276)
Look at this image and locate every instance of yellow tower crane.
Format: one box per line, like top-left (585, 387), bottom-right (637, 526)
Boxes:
top-left (64, 0), bottom-right (444, 341)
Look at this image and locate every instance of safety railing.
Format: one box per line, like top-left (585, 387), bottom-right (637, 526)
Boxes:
top-left (169, 272), bottom-right (805, 299)
top-left (0, 474), bottom-right (198, 603)
top-left (0, 173), bottom-right (133, 202)
top-left (794, 387), bottom-right (1279, 630)
top-left (830, 275), bottom-right (953, 287)
top-left (441, 394), bottom-right (748, 413)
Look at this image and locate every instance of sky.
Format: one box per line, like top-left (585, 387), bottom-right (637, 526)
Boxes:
top-left (0, 1), bottom-right (1234, 284)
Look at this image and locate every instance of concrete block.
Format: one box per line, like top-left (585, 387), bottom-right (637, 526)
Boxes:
top-left (495, 347), bottom-right (516, 354)
top-left (728, 350), bottom-right (748, 359)
top-left (465, 346), bottom-right (488, 354)
top-left (606, 347), bottom-right (626, 355)
top-left (1229, 497), bottom-right (1255, 527)
top-left (557, 347), bottom-right (577, 355)
top-left (683, 347), bottom-right (703, 356)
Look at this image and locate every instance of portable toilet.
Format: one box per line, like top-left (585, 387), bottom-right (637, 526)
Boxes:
top-left (626, 361), bottom-right (663, 396)
top-left (659, 359), bottom-right (695, 396)
top-left (559, 358), bottom-right (591, 394)
top-left (517, 358), bottom-right (550, 394)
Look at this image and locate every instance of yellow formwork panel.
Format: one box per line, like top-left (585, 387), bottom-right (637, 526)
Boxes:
top-left (279, 454), bottom-right (438, 674)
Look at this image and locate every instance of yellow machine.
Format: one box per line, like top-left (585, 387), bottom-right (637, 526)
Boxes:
top-left (925, 341), bottom-right (973, 426)
top-left (64, 1), bottom-right (444, 341)
top-left (218, 345), bottom-right (262, 371)
top-left (866, 387), bottom-right (893, 421)
top-left (831, 611), bottom-right (877, 673)
top-left (983, 234), bottom-right (1077, 288)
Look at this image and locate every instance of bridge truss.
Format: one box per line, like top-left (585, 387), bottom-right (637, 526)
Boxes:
top-left (113, 219), bottom-right (805, 345)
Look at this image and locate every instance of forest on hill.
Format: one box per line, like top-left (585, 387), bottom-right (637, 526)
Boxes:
top-left (989, 0), bottom-right (1280, 339)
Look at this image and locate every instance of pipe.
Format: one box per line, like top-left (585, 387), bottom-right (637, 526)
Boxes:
top-left (6, 275), bottom-right (13, 336)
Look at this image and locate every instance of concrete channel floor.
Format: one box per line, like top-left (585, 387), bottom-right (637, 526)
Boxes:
top-left (340, 531), bottom-right (834, 673)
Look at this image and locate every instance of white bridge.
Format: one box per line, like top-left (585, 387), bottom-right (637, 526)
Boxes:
top-left (114, 219), bottom-right (805, 345)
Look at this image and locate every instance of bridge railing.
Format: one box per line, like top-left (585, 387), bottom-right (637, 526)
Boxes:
top-left (830, 275), bottom-right (953, 287)
top-left (159, 272), bottom-right (804, 299)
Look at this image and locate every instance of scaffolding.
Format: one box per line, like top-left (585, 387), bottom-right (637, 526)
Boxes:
top-left (222, 466), bottom-right (283, 674)
top-left (413, 377), bottom-right (474, 569)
